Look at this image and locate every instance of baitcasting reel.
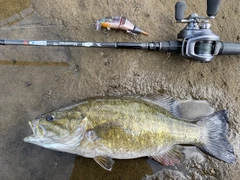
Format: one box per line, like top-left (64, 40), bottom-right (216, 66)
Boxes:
top-left (175, 0), bottom-right (222, 62)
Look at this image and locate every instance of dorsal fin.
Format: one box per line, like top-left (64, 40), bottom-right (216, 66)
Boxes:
top-left (140, 95), bottom-right (214, 121)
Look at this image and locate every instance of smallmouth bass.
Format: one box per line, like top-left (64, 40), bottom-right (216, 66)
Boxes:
top-left (24, 95), bottom-right (236, 170)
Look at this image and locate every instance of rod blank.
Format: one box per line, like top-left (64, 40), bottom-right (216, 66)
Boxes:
top-left (0, 39), bottom-right (182, 53)
top-left (0, 39), bottom-right (149, 49)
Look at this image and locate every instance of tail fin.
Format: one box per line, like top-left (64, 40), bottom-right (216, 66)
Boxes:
top-left (197, 110), bottom-right (236, 163)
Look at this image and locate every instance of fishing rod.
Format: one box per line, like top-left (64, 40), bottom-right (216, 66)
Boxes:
top-left (1, 0), bottom-right (240, 63)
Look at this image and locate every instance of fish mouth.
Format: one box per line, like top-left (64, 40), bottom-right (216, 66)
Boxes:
top-left (24, 120), bottom-right (47, 142)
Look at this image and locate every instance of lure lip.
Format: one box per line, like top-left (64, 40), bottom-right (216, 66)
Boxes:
top-left (130, 27), bottom-right (150, 36)
top-left (96, 21), bottom-right (101, 31)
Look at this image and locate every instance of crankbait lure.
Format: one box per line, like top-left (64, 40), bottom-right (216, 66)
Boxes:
top-left (96, 16), bottom-right (149, 36)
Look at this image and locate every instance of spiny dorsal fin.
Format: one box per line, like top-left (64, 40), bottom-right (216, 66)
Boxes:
top-left (140, 95), bottom-right (214, 121)
top-left (150, 145), bottom-right (185, 166)
top-left (140, 94), bottom-right (176, 112)
top-left (93, 156), bottom-right (115, 171)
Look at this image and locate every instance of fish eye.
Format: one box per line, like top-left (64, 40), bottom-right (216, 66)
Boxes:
top-left (46, 115), bottom-right (54, 121)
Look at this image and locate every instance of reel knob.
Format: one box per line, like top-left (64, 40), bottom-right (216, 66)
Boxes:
top-left (175, 1), bottom-right (186, 21)
top-left (206, 0), bottom-right (222, 17)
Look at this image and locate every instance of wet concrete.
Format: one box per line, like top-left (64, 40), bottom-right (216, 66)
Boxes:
top-left (0, 0), bottom-right (239, 179)
top-left (70, 157), bottom-right (152, 180)
top-left (0, 0), bottom-right (32, 25)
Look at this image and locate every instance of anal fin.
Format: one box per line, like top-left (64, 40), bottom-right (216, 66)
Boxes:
top-left (93, 156), bottom-right (115, 171)
top-left (150, 145), bottom-right (185, 166)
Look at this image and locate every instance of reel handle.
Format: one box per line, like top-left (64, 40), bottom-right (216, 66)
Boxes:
top-left (175, 1), bottom-right (186, 21)
top-left (206, 0), bottom-right (222, 17)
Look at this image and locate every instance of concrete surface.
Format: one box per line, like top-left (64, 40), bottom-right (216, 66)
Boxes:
top-left (0, 0), bottom-right (239, 179)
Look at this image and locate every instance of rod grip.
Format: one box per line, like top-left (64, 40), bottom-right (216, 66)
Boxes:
top-left (175, 1), bottom-right (186, 20)
top-left (218, 42), bottom-right (240, 55)
top-left (206, 0), bottom-right (222, 17)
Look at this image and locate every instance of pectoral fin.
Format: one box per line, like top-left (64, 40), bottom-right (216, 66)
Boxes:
top-left (150, 145), bottom-right (185, 166)
top-left (93, 156), bottom-right (115, 171)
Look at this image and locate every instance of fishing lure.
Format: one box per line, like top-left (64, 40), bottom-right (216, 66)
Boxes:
top-left (96, 16), bottom-right (149, 36)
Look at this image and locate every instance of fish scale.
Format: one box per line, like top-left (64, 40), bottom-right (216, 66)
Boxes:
top-left (24, 95), bottom-right (236, 171)
top-left (79, 97), bottom-right (201, 153)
